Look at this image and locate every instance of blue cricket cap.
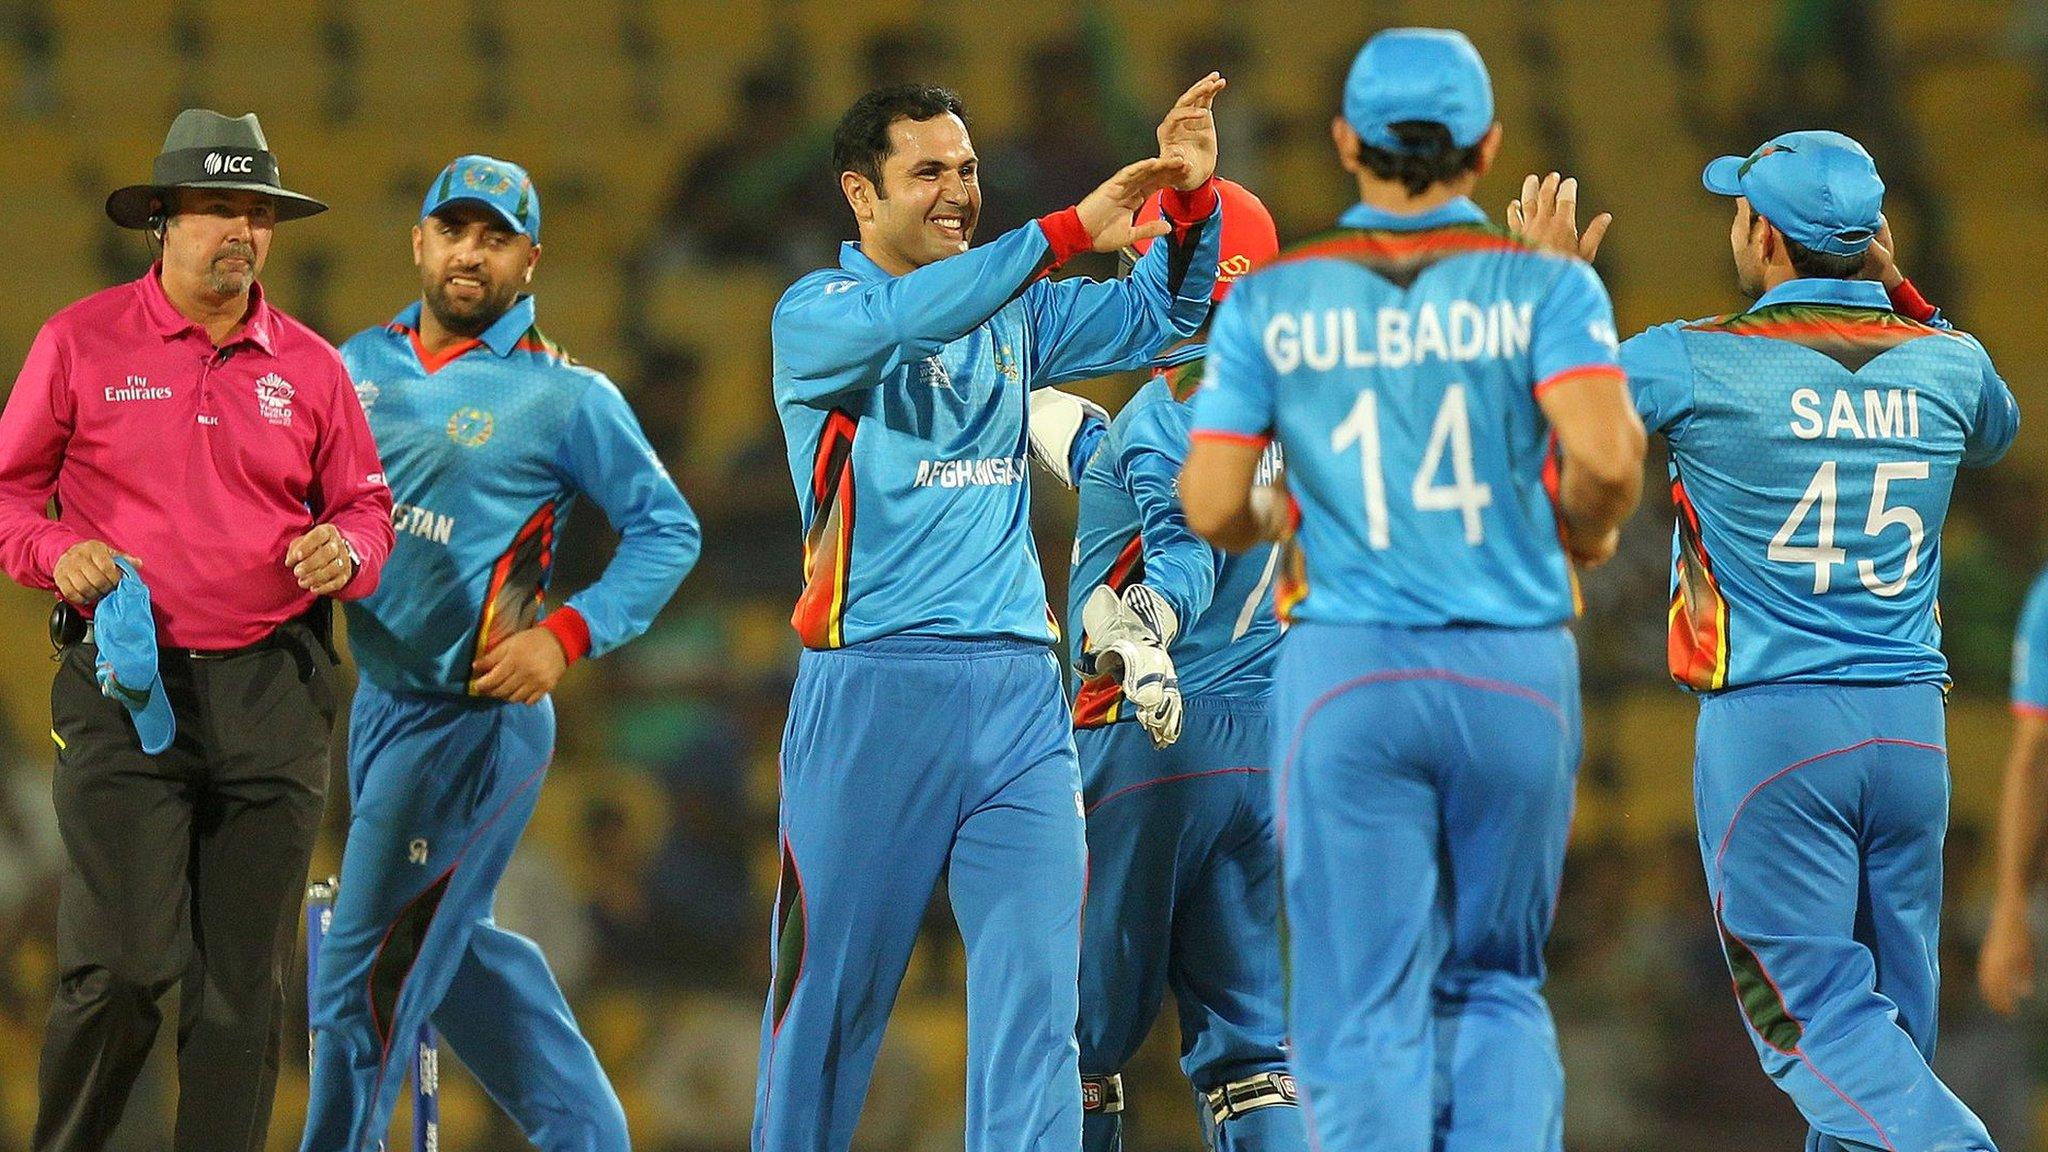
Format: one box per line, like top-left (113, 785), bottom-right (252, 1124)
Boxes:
top-left (92, 557), bottom-right (175, 756)
top-left (1343, 28), bottom-right (1495, 153)
top-left (421, 154), bottom-right (541, 241)
top-left (1702, 130), bottom-right (1883, 257)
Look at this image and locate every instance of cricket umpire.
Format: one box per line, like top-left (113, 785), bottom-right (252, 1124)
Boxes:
top-left (0, 109), bottom-right (394, 1151)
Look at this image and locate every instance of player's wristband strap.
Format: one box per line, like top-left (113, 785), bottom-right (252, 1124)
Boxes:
top-left (1204, 1071), bottom-right (1300, 1126)
top-left (538, 606), bottom-right (591, 665)
top-left (1887, 278), bottom-right (1938, 323)
top-left (1038, 208), bottom-right (1093, 270)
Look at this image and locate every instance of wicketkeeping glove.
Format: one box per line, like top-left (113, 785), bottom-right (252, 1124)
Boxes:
top-left (1081, 583), bottom-right (1183, 748)
top-left (1027, 388), bottom-right (1109, 489)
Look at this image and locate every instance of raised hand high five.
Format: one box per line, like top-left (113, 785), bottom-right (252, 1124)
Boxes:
top-left (1508, 172), bottom-right (1612, 263)
top-left (1156, 72), bottom-right (1226, 192)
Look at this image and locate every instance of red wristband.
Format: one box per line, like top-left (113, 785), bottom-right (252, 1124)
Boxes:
top-left (1037, 207), bottom-right (1092, 269)
top-left (1159, 177), bottom-right (1219, 223)
top-left (537, 606), bottom-right (591, 666)
top-left (1888, 278), bottom-right (1937, 323)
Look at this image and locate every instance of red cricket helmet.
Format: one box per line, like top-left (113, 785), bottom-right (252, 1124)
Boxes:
top-left (1128, 177), bottom-right (1279, 302)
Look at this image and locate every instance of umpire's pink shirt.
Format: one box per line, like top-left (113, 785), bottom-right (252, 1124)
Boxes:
top-left (0, 267), bottom-right (394, 649)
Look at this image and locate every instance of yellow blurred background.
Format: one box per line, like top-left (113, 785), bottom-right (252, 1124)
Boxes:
top-left (0, 1), bottom-right (2043, 1148)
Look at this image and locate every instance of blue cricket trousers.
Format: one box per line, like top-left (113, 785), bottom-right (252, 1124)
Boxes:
top-left (1695, 682), bottom-right (1995, 1152)
top-left (755, 637), bottom-right (1088, 1152)
top-left (1076, 697), bottom-right (1305, 1152)
top-left (1273, 622), bottom-right (1580, 1152)
top-left (303, 682), bottom-right (626, 1151)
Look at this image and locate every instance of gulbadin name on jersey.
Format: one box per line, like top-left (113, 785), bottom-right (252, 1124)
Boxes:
top-left (1789, 388), bottom-right (1921, 441)
top-left (913, 456), bottom-right (1029, 489)
top-left (1262, 301), bottom-right (1535, 374)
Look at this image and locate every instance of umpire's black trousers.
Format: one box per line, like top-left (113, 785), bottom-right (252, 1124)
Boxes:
top-left (33, 619), bottom-right (337, 1152)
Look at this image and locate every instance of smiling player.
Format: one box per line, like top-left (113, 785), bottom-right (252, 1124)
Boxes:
top-left (302, 155), bottom-right (700, 1152)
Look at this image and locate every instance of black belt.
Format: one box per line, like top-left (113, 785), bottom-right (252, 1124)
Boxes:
top-left (53, 600), bottom-right (335, 662)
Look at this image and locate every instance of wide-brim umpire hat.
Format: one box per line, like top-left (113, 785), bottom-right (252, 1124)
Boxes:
top-left (105, 108), bottom-right (327, 229)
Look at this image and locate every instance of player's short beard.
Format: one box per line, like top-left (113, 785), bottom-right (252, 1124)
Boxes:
top-left (423, 273), bottom-right (518, 338)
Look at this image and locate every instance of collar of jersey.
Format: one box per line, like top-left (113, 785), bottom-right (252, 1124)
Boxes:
top-left (1336, 197), bottom-right (1489, 232)
top-left (388, 294), bottom-right (538, 358)
top-left (1748, 277), bottom-right (1893, 313)
top-left (839, 242), bottom-right (893, 281)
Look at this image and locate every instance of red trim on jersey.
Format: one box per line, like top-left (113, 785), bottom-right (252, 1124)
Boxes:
top-left (1887, 279), bottom-right (1938, 324)
top-left (537, 606), bottom-right (591, 665)
top-left (1533, 363), bottom-right (1625, 399)
top-left (409, 330), bottom-right (484, 374)
top-left (1038, 207), bottom-right (1092, 269)
top-left (1189, 429), bottom-right (1272, 449)
top-left (1159, 178), bottom-right (1219, 224)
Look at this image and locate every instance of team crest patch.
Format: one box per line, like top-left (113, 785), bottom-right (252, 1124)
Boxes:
top-left (463, 163), bottom-right (514, 196)
top-left (446, 406), bottom-right (494, 447)
top-left (254, 373), bottom-right (295, 427)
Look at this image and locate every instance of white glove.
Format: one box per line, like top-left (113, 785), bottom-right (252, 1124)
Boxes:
top-left (1028, 388), bottom-right (1109, 489)
top-left (1081, 583), bottom-right (1183, 748)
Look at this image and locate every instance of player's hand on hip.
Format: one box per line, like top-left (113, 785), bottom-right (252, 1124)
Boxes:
top-left (1077, 158), bottom-right (1188, 252)
top-left (1156, 72), bottom-right (1225, 192)
top-left (471, 627), bottom-right (569, 706)
top-left (1979, 896), bottom-right (2036, 1015)
top-left (1082, 584), bottom-right (1184, 748)
top-left (53, 540), bottom-right (125, 605)
top-left (1508, 172), bottom-right (1611, 263)
top-left (286, 524), bottom-right (355, 595)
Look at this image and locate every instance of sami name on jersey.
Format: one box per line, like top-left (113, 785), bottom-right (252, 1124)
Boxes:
top-left (1190, 198), bottom-right (1623, 630)
top-left (340, 296), bottom-right (700, 695)
top-left (1070, 352), bottom-right (1283, 728)
top-left (1628, 277), bottom-right (2017, 692)
top-left (773, 202), bottom-right (1220, 650)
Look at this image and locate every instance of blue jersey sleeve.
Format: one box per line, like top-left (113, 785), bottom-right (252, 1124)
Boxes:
top-left (772, 221), bottom-right (1065, 408)
top-left (552, 377), bottom-right (702, 658)
top-left (1023, 199), bottom-right (1221, 387)
top-left (1187, 284), bottom-right (1275, 441)
top-left (1962, 337), bottom-right (2019, 468)
top-left (1070, 409), bottom-right (1109, 481)
top-left (1620, 323), bottom-right (1697, 436)
top-left (1119, 401), bottom-right (1225, 628)
top-left (2014, 570), bottom-right (2048, 713)
top-left (1529, 259), bottom-right (1622, 389)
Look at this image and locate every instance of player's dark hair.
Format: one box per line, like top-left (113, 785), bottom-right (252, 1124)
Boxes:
top-left (1782, 235), bottom-right (1868, 280)
top-left (1354, 121), bottom-right (1484, 197)
top-left (832, 83), bottom-right (968, 195)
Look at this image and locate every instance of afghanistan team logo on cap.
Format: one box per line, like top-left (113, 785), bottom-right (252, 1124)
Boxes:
top-left (462, 163), bottom-right (515, 195)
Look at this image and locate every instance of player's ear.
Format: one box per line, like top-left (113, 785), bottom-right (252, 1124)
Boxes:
top-left (523, 241), bottom-right (541, 284)
top-left (1473, 123), bottom-right (1504, 176)
top-left (410, 224), bottom-right (424, 267)
top-left (1330, 117), bottom-right (1364, 175)
top-left (842, 170), bottom-right (877, 223)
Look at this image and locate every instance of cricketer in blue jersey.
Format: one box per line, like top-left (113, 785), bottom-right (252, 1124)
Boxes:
top-left (302, 156), bottom-right (700, 1152)
top-left (1556, 130), bottom-right (2015, 1152)
top-left (758, 80), bottom-right (1225, 1152)
top-left (1052, 180), bottom-right (1308, 1152)
top-left (1180, 30), bottom-right (1647, 1152)
top-left (1981, 566), bottom-right (2048, 1018)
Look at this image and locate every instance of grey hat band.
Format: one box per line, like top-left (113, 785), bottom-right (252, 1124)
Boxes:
top-left (152, 146), bottom-right (280, 190)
